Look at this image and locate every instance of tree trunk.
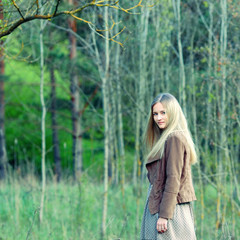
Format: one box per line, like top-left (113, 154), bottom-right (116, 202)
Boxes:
top-left (108, 78), bottom-right (114, 183)
top-left (133, 6), bottom-right (150, 238)
top-left (101, 7), bottom-right (110, 239)
top-left (189, 26), bottom-right (205, 240)
top-left (68, 0), bottom-right (82, 181)
top-left (205, 3), bottom-right (213, 157)
top-left (39, 2), bottom-right (46, 223)
top-left (133, 6), bottom-right (150, 185)
top-left (0, 0), bottom-right (7, 180)
top-left (150, 4), bottom-right (159, 98)
top-left (174, 0), bottom-right (187, 114)
top-left (115, 10), bottom-right (126, 199)
top-left (221, 0), bottom-right (229, 225)
top-left (216, 0), bottom-right (228, 235)
top-left (50, 64), bottom-right (62, 182)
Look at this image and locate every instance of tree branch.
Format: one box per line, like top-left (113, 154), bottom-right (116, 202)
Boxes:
top-left (53, 0), bottom-right (61, 17)
top-left (36, 0), bottom-right (39, 15)
top-left (12, 0), bottom-right (25, 20)
top-left (0, 1), bottom-right (96, 38)
top-left (0, 0), bottom-right (143, 39)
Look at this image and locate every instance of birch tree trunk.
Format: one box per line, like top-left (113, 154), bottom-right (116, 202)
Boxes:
top-left (115, 11), bottom-right (126, 201)
top-left (0, 0), bottom-right (7, 180)
top-left (68, 0), bottom-right (82, 181)
top-left (101, 7), bottom-right (110, 239)
top-left (108, 78), bottom-right (114, 183)
top-left (150, 4), bottom-right (160, 98)
top-left (189, 26), bottom-right (205, 240)
top-left (173, 0), bottom-right (186, 114)
top-left (221, 0), bottom-right (229, 224)
top-left (39, 2), bottom-right (46, 223)
top-left (205, 2), bottom-right (213, 158)
top-left (216, 0), bottom-right (228, 236)
top-left (212, 34), bottom-right (221, 237)
top-left (50, 63), bottom-right (62, 182)
top-left (133, 6), bottom-right (150, 238)
top-left (133, 6), bottom-right (150, 186)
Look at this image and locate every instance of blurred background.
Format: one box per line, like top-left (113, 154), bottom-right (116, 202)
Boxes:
top-left (0, 0), bottom-right (239, 239)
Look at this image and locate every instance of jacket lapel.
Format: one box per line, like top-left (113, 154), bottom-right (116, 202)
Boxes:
top-left (146, 154), bottom-right (160, 165)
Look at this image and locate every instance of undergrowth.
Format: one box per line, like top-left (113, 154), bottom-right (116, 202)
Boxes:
top-left (0, 173), bottom-right (238, 240)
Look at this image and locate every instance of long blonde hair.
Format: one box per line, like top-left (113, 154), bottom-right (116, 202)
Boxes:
top-left (145, 93), bottom-right (197, 164)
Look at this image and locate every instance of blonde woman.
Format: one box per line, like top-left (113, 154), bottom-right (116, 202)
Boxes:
top-left (140, 93), bottom-right (197, 240)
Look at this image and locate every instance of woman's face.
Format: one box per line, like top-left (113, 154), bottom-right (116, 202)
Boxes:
top-left (152, 102), bottom-right (168, 129)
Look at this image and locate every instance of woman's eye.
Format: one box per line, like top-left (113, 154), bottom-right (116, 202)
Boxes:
top-left (162, 112), bottom-right (166, 115)
top-left (153, 113), bottom-right (157, 116)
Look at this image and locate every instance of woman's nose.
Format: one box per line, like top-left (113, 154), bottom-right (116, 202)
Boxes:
top-left (157, 114), bottom-right (162, 120)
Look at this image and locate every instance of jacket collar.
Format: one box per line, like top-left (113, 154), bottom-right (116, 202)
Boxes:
top-left (146, 154), bottom-right (160, 165)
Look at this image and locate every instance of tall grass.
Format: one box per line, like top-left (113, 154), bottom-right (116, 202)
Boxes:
top-left (0, 172), bottom-right (238, 240)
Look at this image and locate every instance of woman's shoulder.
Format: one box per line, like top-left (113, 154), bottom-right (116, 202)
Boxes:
top-left (166, 131), bottom-right (187, 145)
top-left (164, 131), bottom-right (189, 157)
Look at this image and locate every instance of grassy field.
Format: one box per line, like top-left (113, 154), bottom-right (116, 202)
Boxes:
top-left (0, 174), bottom-right (238, 240)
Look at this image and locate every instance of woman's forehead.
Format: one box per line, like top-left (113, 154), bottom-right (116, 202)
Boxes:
top-left (153, 102), bottom-right (166, 111)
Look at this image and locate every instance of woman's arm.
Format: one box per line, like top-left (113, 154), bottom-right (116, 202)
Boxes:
top-left (158, 135), bottom-right (185, 219)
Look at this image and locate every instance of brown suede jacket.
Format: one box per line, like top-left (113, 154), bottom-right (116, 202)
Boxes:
top-left (146, 133), bottom-right (197, 219)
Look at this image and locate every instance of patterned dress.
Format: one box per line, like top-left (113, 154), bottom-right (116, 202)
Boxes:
top-left (140, 185), bottom-right (197, 240)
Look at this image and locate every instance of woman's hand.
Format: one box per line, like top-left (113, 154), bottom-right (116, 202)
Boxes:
top-left (157, 217), bottom-right (168, 233)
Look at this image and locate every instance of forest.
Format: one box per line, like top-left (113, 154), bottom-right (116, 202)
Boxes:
top-left (0, 0), bottom-right (239, 239)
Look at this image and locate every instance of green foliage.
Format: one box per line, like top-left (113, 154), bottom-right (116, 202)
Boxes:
top-left (4, 57), bottom-right (94, 174)
top-left (0, 177), bottom-right (238, 240)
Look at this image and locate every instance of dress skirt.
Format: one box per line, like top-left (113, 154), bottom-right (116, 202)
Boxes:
top-left (140, 185), bottom-right (197, 240)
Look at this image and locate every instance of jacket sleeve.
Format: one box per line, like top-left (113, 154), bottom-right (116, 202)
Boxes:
top-left (158, 135), bottom-right (185, 219)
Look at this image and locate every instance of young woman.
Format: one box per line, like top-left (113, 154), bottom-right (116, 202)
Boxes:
top-left (140, 93), bottom-right (197, 240)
